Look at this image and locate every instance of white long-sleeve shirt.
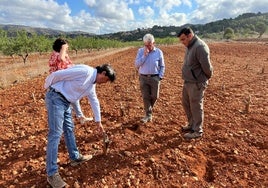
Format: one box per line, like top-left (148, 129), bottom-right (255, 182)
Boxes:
top-left (44, 64), bottom-right (101, 122)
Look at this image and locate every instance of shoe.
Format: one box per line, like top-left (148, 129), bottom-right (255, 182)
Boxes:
top-left (183, 132), bottom-right (202, 139)
top-left (141, 116), bottom-right (152, 123)
top-left (70, 154), bottom-right (93, 166)
top-left (47, 172), bottom-right (67, 188)
top-left (79, 116), bottom-right (93, 124)
top-left (181, 125), bottom-right (193, 132)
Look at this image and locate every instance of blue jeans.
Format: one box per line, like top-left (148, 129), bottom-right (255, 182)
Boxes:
top-left (45, 88), bottom-right (80, 176)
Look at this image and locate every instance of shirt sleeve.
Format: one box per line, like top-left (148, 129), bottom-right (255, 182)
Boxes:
top-left (71, 100), bottom-right (84, 117)
top-left (158, 50), bottom-right (165, 78)
top-left (197, 45), bottom-right (213, 79)
top-left (135, 48), bottom-right (147, 69)
top-left (87, 86), bottom-right (101, 122)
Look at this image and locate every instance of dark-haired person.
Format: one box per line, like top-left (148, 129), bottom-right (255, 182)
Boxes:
top-left (44, 64), bottom-right (116, 188)
top-left (177, 27), bottom-right (213, 140)
top-left (135, 33), bottom-right (165, 123)
top-left (49, 38), bottom-right (73, 73)
top-left (48, 38), bottom-right (93, 124)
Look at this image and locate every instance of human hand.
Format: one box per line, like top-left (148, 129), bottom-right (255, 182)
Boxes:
top-left (144, 46), bottom-right (149, 56)
top-left (61, 44), bottom-right (69, 51)
top-left (79, 116), bottom-right (93, 124)
top-left (95, 122), bottom-right (105, 137)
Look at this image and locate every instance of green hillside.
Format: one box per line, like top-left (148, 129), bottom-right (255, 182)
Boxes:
top-left (104, 12), bottom-right (268, 41)
top-left (0, 12), bottom-right (267, 41)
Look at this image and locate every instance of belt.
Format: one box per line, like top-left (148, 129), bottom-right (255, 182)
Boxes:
top-left (140, 74), bottom-right (159, 77)
top-left (48, 87), bottom-right (69, 102)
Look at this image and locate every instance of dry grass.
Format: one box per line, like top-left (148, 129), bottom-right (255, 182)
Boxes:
top-left (0, 47), bottom-right (132, 88)
top-left (0, 54), bottom-right (48, 88)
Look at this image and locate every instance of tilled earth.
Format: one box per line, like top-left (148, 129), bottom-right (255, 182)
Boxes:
top-left (0, 42), bottom-right (267, 188)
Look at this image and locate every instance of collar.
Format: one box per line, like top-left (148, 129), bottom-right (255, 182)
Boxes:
top-left (187, 35), bottom-right (197, 49)
top-left (148, 46), bottom-right (156, 53)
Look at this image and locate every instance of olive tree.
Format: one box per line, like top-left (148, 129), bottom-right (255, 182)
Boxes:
top-left (0, 29), bottom-right (8, 53)
top-left (223, 27), bottom-right (235, 40)
top-left (2, 30), bottom-right (36, 64)
top-left (255, 21), bottom-right (267, 38)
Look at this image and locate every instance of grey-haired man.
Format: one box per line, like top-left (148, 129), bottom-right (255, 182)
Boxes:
top-left (135, 33), bottom-right (165, 123)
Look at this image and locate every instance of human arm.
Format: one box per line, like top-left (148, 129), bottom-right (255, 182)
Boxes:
top-left (86, 86), bottom-right (104, 135)
top-left (197, 45), bottom-right (213, 79)
top-left (94, 121), bottom-right (105, 136)
top-left (59, 44), bottom-right (69, 62)
top-left (135, 48), bottom-right (148, 69)
top-left (158, 50), bottom-right (165, 79)
top-left (71, 100), bottom-right (84, 118)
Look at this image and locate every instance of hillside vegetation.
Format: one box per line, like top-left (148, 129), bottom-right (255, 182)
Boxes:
top-left (0, 12), bottom-right (267, 41)
top-left (0, 12), bottom-right (267, 68)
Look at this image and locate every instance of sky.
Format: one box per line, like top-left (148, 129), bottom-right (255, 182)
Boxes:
top-left (0, 0), bottom-right (267, 34)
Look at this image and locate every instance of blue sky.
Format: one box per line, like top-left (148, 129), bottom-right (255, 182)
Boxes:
top-left (0, 0), bottom-right (267, 34)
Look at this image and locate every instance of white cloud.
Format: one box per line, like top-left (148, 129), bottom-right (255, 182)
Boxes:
top-left (0, 0), bottom-right (267, 34)
top-left (0, 0), bottom-right (73, 30)
top-left (127, 0), bottom-right (140, 4)
top-left (138, 6), bottom-right (154, 18)
top-left (183, 0), bottom-right (193, 8)
top-left (0, 0), bottom-right (135, 34)
top-left (154, 0), bottom-right (182, 12)
top-left (69, 10), bottom-right (102, 33)
top-left (150, 0), bottom-right (189, 26)
top-left (84, 0), bottom-right (97, 7)
top-left (84, 0), bottom-right (134, 20)
top-left (190, 0), bottom-right (268, 24)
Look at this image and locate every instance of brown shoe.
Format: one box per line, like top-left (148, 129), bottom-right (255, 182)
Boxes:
top-left (70, 154), bottom-right (93, 166)
top-left (47, 172), bottom-right (67, 188)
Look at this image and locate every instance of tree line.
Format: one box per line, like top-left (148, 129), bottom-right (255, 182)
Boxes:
top-left (0, 29), bottom-right (178, 64)
top-left (0, 12), bottom-right (267, 63)
top-left (0, 30), bottom-right (135, 64)
top-left (105, 12), bottom-right (268, 41)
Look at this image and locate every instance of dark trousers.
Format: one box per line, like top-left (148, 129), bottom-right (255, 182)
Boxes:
top-left (182, 81), bottom-right (207, 133)
top-left (139, 75), bottom-right (161, 117)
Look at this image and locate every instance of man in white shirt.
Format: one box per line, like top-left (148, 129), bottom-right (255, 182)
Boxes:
top-left (44, 64), bottom-right (116, 188)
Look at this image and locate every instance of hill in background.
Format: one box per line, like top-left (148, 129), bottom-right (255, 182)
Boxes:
top-left (0, 12), bottom-right (267, 41)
